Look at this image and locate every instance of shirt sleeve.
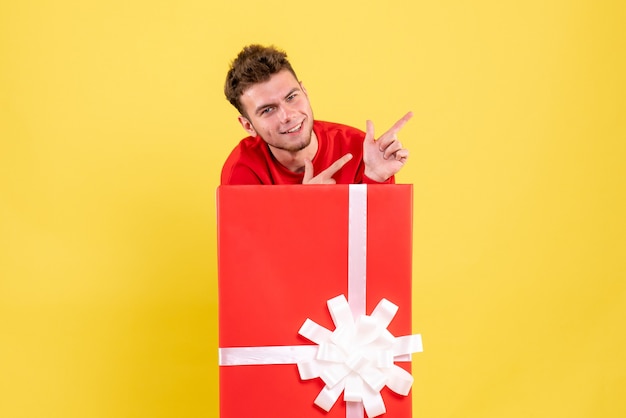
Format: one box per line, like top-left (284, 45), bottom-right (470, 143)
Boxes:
top-left (221, 164), bottom-right (263, 185)
top-left (362, 174), bottom-right (395, 184)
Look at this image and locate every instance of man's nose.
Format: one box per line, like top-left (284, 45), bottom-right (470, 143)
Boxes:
top-left (278, 105), bottom-right (293, 122)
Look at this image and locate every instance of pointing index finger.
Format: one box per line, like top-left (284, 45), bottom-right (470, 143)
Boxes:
top-left (319, 153), bottom-right (353, 178)
top-left (387, 111), bottom-right (414, 135)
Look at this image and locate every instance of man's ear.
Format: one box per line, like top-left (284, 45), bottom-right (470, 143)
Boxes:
top-left (238, 115), bottom-right (257, 137)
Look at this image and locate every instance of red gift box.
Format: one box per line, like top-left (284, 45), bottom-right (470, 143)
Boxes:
top-left (217, 185), bottom-right (421, 418)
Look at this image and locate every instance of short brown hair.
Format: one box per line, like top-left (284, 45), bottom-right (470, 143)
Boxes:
top-left (224, 44), bottom-right (298, 116)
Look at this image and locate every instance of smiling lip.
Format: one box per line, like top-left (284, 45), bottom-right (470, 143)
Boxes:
top-left (281, 121), bottom-right (303, 134)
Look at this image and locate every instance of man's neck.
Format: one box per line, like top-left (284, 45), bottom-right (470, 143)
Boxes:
top-left (269, 131), bottom-right (318, 173)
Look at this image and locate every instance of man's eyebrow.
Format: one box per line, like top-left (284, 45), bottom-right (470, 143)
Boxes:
top-left (254, 88), bottom-right (301, 115)
top-left (283, 87), bottom-right (300, 99)
top-left (254, 102), bottom-right (273, 115)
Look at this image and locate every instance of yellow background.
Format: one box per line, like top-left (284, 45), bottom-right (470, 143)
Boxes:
top-left (1, 0), bottom-right (625, 417)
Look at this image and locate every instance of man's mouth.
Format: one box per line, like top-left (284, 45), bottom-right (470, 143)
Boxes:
top-left (281, 122), bottom-right (303, 134)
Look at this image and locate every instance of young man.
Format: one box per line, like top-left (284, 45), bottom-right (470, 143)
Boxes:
top-left (221, 44), bottom-right (412, 185)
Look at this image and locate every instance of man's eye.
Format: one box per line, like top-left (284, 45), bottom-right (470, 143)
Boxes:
top-left (261, 107), bottom-right (273, 115)
top-left (287, 94), bottom-right (297, 101)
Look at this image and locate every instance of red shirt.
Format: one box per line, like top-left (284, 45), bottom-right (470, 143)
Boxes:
top-left (220, 120), bottom-right (394, 185)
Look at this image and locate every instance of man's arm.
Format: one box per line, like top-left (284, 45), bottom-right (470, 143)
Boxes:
top-left (221, 164), bottom-right (263, 185)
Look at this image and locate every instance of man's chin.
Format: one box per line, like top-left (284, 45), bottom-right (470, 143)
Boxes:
top-left (289, 140), bottom-right (311, 152)
top-left (279, 135), bottom-right (311, 153)
top-left (266, 125), bottom-right (313, 153)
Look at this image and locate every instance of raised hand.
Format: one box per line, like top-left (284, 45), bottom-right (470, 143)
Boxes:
top-left (302, 153), bottom-right (353, 184)
top-left (363, 112), bottom-right (413, 182)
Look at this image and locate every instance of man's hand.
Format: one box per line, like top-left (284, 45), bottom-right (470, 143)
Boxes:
top-left (302, 153), bottom-right (353, 184)
top-left (363, 112), bottom-right (413, 182)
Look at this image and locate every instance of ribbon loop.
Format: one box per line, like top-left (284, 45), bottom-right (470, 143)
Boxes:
top-left (298, 360), bottom-right (322, 380)
top-left (299, 318), bottom-right (333, 344)
top-left (358, 365), bottom-right (388, 392)
top-left (392, 334), bottom-right (423, 356)
top-left (328, 295), bottom-right (354, 328)
top-left (321, 363), bottom-right (352, 388)
top-left (385, 365), bottom-right (415, 396)
top-left (362, 385), bottom-right (386, 418)
top-left (353, 315), bottom-right (384, 347)
top-left (331, 323), bottom-right (357, 349)
top-left (318, 341), bottom-right (347, 362)
top-left (344, 374), bottom-right (364, 402)
top-left (314, 381), bottom-right (345, 412)
top-left (370, 298), bottom-right (398, 329)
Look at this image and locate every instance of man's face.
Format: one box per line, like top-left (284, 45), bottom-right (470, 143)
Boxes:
top-left (238, 70), bottom-right (314, 153)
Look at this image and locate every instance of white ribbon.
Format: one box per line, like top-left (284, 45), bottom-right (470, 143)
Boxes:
top-left (218, 185), bottom-right (423, 418)
top-left (297, 295), bottom-right (422, 418)
top-left (348, 184), bottom-right (368, 319)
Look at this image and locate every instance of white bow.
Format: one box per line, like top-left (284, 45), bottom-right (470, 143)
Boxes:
top-left (297, 295), bottom-right (423, 418)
